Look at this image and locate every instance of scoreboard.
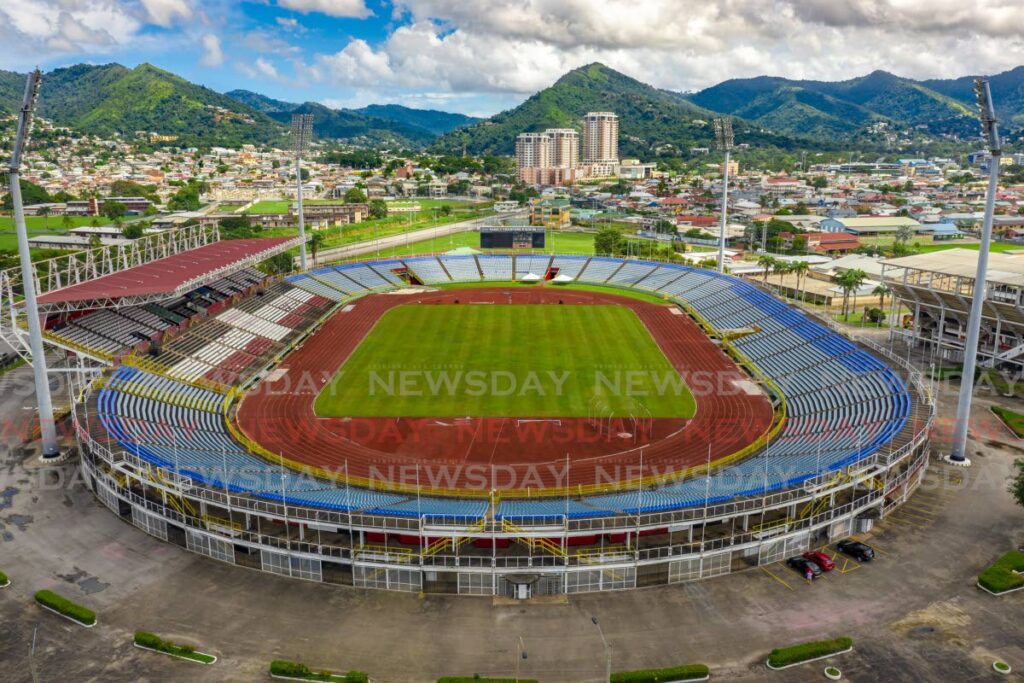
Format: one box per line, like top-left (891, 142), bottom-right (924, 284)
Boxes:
top-left (480, 227), bottom-right (546, 249)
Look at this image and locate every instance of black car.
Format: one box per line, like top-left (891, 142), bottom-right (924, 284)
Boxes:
top-left (786, 556), bottom-right (823, 579)
top-left (837, 539), bottom-right (875, 562)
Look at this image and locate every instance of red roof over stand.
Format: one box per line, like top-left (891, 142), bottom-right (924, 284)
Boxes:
top-left (38, 237), bottom-right (296, 305)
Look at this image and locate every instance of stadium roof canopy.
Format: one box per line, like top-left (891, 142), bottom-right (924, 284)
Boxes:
top-left (37, 236), bottom-right (300, 309)
top-left (883, 248), bottom-right (1024, 287)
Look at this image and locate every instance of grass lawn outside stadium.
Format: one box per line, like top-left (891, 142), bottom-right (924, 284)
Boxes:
top-left (314, 304), bottom-right (696, 419)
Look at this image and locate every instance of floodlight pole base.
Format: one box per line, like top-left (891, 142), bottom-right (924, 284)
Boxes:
top-left (943, 454), bottom-right (972, 468)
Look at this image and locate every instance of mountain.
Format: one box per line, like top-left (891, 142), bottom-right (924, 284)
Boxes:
top-left (350, 104), bottom-right (480, 135)
top-left (263, 101), bottom-right (437, 147)
top-left (0, 64), bottom-right (285, 147)
top-left (688, 70), bottom-right (979, 137)
top-left (224, 90), bottom-right (475, 145)
top-left (434, 62), bottom-right (796, 157)
top-left (922, 66), bottom-right (1024, 128)
top-left (224, 89), bottom-right (298, 115)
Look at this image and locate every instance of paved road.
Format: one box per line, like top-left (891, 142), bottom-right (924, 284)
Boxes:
top-left (1, 349), bottom-right (1022, 681)
top-left (299, 211), bottom-right (527, 266)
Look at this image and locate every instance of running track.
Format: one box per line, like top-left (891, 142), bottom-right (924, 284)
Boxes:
top-left (235, 287), bottom-right (774, 492)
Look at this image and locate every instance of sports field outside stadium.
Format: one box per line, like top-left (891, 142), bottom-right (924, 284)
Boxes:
top-left (313, 304), bottom-right (696, 418)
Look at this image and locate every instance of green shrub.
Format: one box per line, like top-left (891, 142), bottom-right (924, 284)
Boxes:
top-left (767, 637), bottom-right (852, 668)
top-left (270, 660), bottom-right (365, 681)
top-left (271, 660), bottom-right (313, 678)
top-left (611, 664), bottom-right (709, 682)
top-left (134, 631), bottom-right (212, 663)
top-left (34, 590), bottom-right (96, 625)
top-left (978, 550), bottom-right (1024, 594)
top-left (134, 631), bottom-right (163, 649)
top-left (0, 571), bottom-right (8, 586)
top-left (437, 678), bottom-right (538, 683)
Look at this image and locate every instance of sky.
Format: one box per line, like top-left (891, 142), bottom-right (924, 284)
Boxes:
top-left (2, 0), bottom-right (1023, 118)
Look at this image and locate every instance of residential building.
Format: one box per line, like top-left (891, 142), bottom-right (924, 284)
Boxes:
top-left (516, 129), bottom-right (580, 186)
top-left (582, 112), bottom-right (619, 164)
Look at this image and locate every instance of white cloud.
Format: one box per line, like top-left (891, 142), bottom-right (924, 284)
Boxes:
top-left (139, 0), bottom-right (192, 27)
top-left (200, 33), bottom-right (223, 67)
top-left (305, 0), bottom-right (1024, 114)
top-left (277, 0), bottom-right (372, 19)
top-left (276, 17), bottom-right (304, 31)
top-left (0, 0), bottom-right (141, 62)
top-left (255, 57), bottom-right (281, 80)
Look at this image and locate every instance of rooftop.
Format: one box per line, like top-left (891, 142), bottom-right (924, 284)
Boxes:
top-left (36, 236), bottom-right (298, 306)
top-left (883, 248), bottom-right (1024, 287)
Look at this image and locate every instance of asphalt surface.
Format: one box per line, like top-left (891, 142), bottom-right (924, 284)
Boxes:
top-left (0, 335), bottom-right (1022, 682)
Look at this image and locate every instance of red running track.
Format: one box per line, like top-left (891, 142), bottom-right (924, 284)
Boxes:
top-left (235, 287), bottom-right (774, 493)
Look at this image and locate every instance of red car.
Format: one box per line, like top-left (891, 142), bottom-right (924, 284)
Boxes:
top-left (802, 550), bottom-right (836, 571)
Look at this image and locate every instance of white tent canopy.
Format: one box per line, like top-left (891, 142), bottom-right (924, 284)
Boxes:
top-left (519, 272), bottom-right (542, 282)
top-left (551, 273), bottom-right (575, 284)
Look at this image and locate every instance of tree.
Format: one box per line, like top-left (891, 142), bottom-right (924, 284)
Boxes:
top-left (1010, 459), bottom-right (1024, 510)
top-left (309, 231), bottom-right (325, 267)
top-left (366, 199), bottom-right (387, 220)
top-left (439, 205), bottom-right (452, 217)
top-left (0, 178), bottom-right (51, 209)
top-left (121, 223), bottom-right (144, 239)
top-left (343, 187), bottom-right (367, 204)
top-left (836, 268), bottom-right (868, 320)
top-left (757, 254), bottom-right (775, 283)
top-left (895, 224), bottom-right (914, 244)
top-left (791, 260), bottom-right (810, 302)
top-left (262, 252), bottom-right (294, 275)
top-left (100, 201), bottom-right (127, 219)
top-left (873, 283), bottom-right (890, 314)
top-left (594, 227), bottom-right (624, 256)
top-left (61, 215), bottom-right (73, 231)
top-left (37, 205), bottom-right (50, 229)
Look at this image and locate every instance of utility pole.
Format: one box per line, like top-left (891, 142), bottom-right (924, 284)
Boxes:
top-left (9, 70), bottom-right (59, 458)
top-left (291, 113), bottom-right (314, 271)
top-left (714, 117), bottom-right (734, 273)
top-left (949, 78), bottom-right (1002, 466)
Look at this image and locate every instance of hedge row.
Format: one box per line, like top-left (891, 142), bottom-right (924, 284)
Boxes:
top-left (134, 631), bottom-right (213, 663)
top-left (437, 678), bottom-right (538, 683)
top-left (611, 664), bottom-right (709, 682)
top-left (767, 637), bottom-right (852, 668)
top-left (270, 660), bottom-right (367, 682)
top-left (34, 590), bottom-right (96, 626)
top-left (978, 550), bottom-right (1024, 594)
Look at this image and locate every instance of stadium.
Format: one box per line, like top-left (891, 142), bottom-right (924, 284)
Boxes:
top-left (1, 225), bottom-right (933, 598)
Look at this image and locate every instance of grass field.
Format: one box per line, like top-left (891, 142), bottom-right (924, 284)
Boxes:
top-left (0, 215), bottom-right (98, 252)
top-left (314, 304), bottom-right (695, 418)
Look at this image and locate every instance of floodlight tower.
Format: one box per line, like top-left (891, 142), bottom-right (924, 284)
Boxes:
top-left (949, 78), bottom-right (1002, 466)
top-left (8, 70), bottom-right (59, 458)
top-left (713, 117), bottom-right (734, 273)
top-left (291, 113), bottom-right (314, 271)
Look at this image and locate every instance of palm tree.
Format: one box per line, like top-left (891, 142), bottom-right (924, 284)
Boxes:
top-left (791, 260), bottom-right (810, 302)
top-left (873, 283), bottom-right (890, 312)
top-left (38, 205), bottom-right (50, 230)
top-left (836, 269), bottom-right (867, 321)
top-left (757, 254), bottom-right (775, 284)
top-left (309, 231), bottom-right (325, 267)
top-left (776, 260), bottom-right (791, 287)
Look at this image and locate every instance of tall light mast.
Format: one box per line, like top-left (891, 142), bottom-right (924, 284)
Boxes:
top-left (291, 113), bottom-right (314, 271)
top-left (8, 70), bottom-right (59, 458)
top-left (949, 78), bottom-right (1002, 466)
top-left (713, 117), bottom-right (734, 273)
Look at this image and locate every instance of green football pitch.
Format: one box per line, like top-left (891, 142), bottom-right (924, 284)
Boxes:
top-left (314, 304), bottom-right (696, 418)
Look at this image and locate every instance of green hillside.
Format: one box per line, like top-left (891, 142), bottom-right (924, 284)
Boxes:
top-left (689, 70), bottom-right (979, 137)
top-left (351, 104), bottom-right (480, 135)
top-left (0, 63), bottom-right (284, 147)
top-left (434, 62), bottom-right (797, 157)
